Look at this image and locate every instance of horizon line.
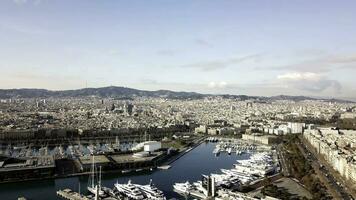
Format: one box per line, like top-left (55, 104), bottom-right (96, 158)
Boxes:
top-left (0, 85), bottom-right (355, 102)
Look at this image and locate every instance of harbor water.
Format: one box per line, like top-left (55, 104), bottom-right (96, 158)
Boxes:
top-left (0, 142), bottom-right (250, 200)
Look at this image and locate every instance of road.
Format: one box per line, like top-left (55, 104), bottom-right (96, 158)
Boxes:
top-left (276, 144), bottom-right (291, 177)
top-left (298, 137), bottom-right (354, 200)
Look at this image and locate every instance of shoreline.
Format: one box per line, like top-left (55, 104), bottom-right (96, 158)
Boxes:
top-left (0, 137), bottom-right (206, 185)
top-left (163, 136), bottom-right (206, 166)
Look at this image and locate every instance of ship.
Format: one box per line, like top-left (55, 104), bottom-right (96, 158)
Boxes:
top-left (233, 152), bottom-right (275, 176)
top-left (173, 181), bottom-right (194, 195)
top-left (212, 148), bottom-right (220, 156)
top-left (134, 179), bottom-right (166, 200)
top-left (114, 180), bottom-right (145, 200)
top-left (220, 169), bottom-right (255, 184)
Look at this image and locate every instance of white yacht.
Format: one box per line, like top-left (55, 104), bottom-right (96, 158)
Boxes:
top-left (236, 150), bottom-right (242, 155)
top-left (210, 173), bottom-right (240, 188)
top-left (173, 181), bottom-right (194, 194)
top-left (227, 147), bottom-right (232, 155)
top-left (114, 180), bottom-right (145, 200)
top-left (220, 169), bottom-right (255, 184)
top-left (192, 181), bottom-right (207, 194)
top-left (212, 148), bottom-right (220, 155)
top-left (233, 152), bottom-right (275, 176)
top-left (135, 180), bottom-right (166, 200)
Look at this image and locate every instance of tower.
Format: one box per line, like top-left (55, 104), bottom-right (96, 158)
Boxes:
top-left (110, 103), bottom-right (115, 111)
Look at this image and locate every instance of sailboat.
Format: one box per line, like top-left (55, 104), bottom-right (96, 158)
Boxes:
top-left (87, 155), bottom-right (106, 197)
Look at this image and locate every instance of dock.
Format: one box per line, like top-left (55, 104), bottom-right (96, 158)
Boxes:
top-left (157, 165), bottom-right (171, 170)
top-left (174, 189), bottom-right (207, 199)
top-left (57, 189), bottom-right (91, 200)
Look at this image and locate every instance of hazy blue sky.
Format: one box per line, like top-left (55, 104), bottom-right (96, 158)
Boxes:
top-left (1, 0), bottom-right (356, 99)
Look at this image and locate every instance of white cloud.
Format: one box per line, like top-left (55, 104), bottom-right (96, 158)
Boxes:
top-left (208, 81), bottom-right (228, 89)
top-left (277, 72), bottom-right (321, 81)
top-left (261, 53), bottom-right (356, 72)
top-left (277, 72), bottom-right (341, 93)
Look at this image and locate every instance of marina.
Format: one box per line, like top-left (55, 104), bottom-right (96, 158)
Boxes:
top-left (0, 142), bottom-right (248, 200)
top-left (208, 137), bottom-right (272, 156)
top-left (2, 2), bottom-right (355, 199)
top-left (172, 140), bottom-right (280, 199)
top-left (0, 140), bottom-right (152, 160)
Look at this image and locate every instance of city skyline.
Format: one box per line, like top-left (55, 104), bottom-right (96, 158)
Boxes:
top-left (1, 0), bottom-right (356, 100)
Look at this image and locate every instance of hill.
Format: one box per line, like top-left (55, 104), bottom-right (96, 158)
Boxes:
top-left (0, 86), bottom-right (353, 103)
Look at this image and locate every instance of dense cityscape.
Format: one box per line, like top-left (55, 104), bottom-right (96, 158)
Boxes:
top-left (2, 0), bottom-right (356, 200)
top-left (0, 89), bottom-right (356, 199)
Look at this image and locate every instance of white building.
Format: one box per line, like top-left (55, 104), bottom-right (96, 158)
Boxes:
top-left (195, 125), bottom-right (207, 134)
top-left (143, 141), bottom-right (161, 152)
top-left (288, 122), bottom-right (304, 134)
top-left (242, 134), bottom-right (280, 145)
top-left (340, 112), bottom-right (356, 119)
top-left (304, 128), bottom-right (356, 186)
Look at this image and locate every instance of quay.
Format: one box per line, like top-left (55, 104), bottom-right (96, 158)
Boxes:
top-left (57, 189), bottom-right (120, 200)
top-left (173, 189), bottom-right (206, 199)
top-left (0, 134), bottom-right (204, 184)
top-left (164, 137), bottom-right (206, 165)
top-left (57, 189), bottom-right (91, 200)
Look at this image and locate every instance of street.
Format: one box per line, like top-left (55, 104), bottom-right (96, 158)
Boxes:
top-left (298, 137), bottom-right (354, 200)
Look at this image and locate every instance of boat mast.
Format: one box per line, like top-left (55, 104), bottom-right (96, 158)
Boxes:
top-left (91, 154), bottom-right (95, 188)
top-left (99, 166), bottom-right (102, 191)
top-left (95, 185), bottom-right (99, 200)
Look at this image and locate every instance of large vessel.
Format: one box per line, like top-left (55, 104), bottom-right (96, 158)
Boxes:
top-left (233, 152), bottom-right (275, 176)
top-left (192, 181), bottom-right (206, 194)
top-left (173, 181), bottom-right (194, 194)
top-left (134, 180), bottom-right (166, 200)
top-left (114, 180), bottom-right (145, 200)
top-left (209, 173), bottom-right (240, 188)
top-left (220, 169), bottom-right (255, 184)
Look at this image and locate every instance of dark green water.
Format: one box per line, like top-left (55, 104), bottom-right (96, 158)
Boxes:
top-left (0, 142), bottom-right (249, 200)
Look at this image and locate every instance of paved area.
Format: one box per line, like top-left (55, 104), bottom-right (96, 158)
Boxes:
top-left (79, 155), bottom-right (110, 165)
top-left (109, 153), bottom-right (160, 163)
top-left (273, 177), bottom-right (313, 199)
top-left (248, 177), bottom-right (312, 199)
top-left (276, 144), bottom-right (290, 177)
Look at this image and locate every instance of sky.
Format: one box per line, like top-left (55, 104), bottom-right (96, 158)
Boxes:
top-left (1, 0), bottom-right (356, 100)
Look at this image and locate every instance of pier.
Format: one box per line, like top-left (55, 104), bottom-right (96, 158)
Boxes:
top-left (173, 189), bottom-right (207, 199)
top-left (57, 189), bottom-right (91, 200)
top-left (164, 137), bottom-right (206, 165)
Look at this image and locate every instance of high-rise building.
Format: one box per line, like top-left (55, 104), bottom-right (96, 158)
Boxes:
top-left (124, 103), bottom-right (134, 116)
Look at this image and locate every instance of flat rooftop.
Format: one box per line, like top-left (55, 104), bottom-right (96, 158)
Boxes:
top-left (79, 155), bottom-right (110, 165)
top-left (109, 152), bottom-right (162, 164)
top-left (0, 156), bottom-right (55, 172)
